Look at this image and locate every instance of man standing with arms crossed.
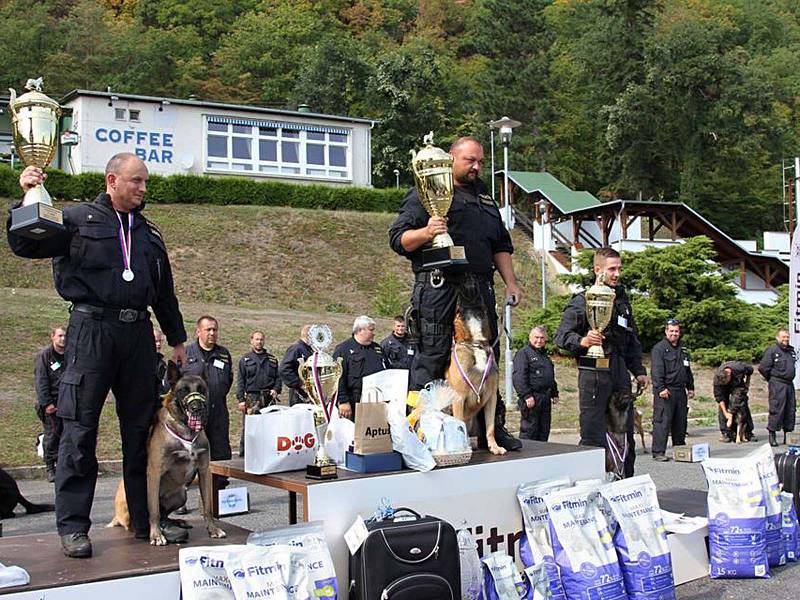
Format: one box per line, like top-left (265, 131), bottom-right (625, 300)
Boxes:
top-left (34, 326), bottom-right (67, 483)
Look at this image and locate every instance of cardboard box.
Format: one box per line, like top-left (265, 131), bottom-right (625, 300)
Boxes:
top-left (667, 527), bottom-right (710, 585)
top-left (673, 443), bottom-right (709, 463)
top-left (345, 450), bottom-right (404, 473)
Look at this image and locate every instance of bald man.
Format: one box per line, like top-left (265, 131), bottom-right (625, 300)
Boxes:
top-left (7, 153), bottom-right (187, 557)
top-left (759, 329), bottom-right (797, 446)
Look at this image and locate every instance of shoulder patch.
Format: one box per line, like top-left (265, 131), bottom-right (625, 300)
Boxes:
top-left (144, 218), bottom-right (164, 242)
top-left (478, 193), bottom-right (496, 206)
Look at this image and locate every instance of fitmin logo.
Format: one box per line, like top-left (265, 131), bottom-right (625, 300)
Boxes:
top-left (232, 569), bottom-right (245, 579)
top-left (277, 433), bottom-right (316, 452)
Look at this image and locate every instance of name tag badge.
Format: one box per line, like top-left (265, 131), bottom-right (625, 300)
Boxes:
top-left (407, 348), bottom-right (415, 356)
top-left (213, 359), bottom-right (225, 369)
top-left (51, 362), bottom-right (61, 371)
top-left (617, 315), bottom-right (628, 328)
top-left (683, 360), bottom-right (690, 367)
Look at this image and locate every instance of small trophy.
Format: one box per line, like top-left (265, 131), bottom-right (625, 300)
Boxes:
top-left (8, 78), bottom-right (65, 239)
top-left (298, 324), bottom-right (342, 480)
top-left (583, 273), bottom-right (616, 369)
top-left (410, 132), bottom-right (468, 270)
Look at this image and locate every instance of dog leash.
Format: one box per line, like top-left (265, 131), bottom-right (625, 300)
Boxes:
top-left (164, 422), bottom-right (198, 451)
top-left (605, 432), bottom-right (627, 478)
top-left (452, 341), bottom-right (495, 400)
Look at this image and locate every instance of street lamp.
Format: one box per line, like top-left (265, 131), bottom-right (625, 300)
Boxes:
top-left (393, 169), bottom-right (400, 189)
top-left (538, 198), bottom-right (549, 307)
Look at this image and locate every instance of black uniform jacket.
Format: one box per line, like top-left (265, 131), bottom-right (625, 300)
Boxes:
top-left (279, 339), bottom-right (314, 396)
top-left (184, 341), bottom-right (233, 411)
top-left (333, 337), bottom-right (387, 405)
top-left (651, 338), bottom-right (694, 395)
top-left (758, 343), bottom-right (797, 384)
top-left (34, 345), bottom-right (65, 407)
top-left (236, 350), bottom-right (281, 401)
top-left (713, 360), bottom-right (753, 403)
top-left (512, 344), bottom-right (559, 401)
top-left (554, 285), bottom-right (646, 377)
top-left (380, 333), bottom-right (415, 369)
top-left (6, 193), bottom-right (186, 346)
top-left (388, 179), bottom-right (514, 274)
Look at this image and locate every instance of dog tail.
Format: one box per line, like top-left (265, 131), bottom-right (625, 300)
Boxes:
top-left (19, 497), bottom-right (55, 514)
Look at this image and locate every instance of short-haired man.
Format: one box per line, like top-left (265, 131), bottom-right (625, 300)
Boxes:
top-left (7, 154), bottom-right (187, 557)
top-left (512, 326), bottom-right (559, 441)
top-left (714, 360), bottom-right (755, 443)
top-left (34, 326), bottom-right (66, 483)
top-left (388, 136), bottom-right (523, 451)
top-left (333, 316), bottom-right (387, 420)
top-left (236, 330), bottom-right (281, 456)
top-left (380, 316), bottom-right (416, 370)
top-left (758, 329), bottom-right (796, 446)
top-left (555, 247), bottom-right (649, 478)
top-left (650, 319), bottom-right (695, 461)
top-left (184, 316), bottom-right (233, 469)
top-left (279, 325), bottom-right (314, 406)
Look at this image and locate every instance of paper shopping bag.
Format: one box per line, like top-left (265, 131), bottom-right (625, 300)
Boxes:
top-left (353, 402), bottom-right (393, 455)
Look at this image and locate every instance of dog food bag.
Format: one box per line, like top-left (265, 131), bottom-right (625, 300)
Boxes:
top-left (781, 491), bottom-right (799, 562)
top-left (225, 544), bottom-right (312, 600)
top-left (516, 478), bottom-right (570, 600)
top-left (702, 457), bottom-right (769, 578)
top-left (746, 444), bottom-right (786, 567)
top-left (179, 545), bottom-right (243, 600)
top-left (600, 475), bottom-right (675, 600)
top-left (544, 485), bottom-right (628, 600)
top-left (522, 563), bottom-right (549, 600)
top-left (247, 521), bottom-right (338, 599)
top-left (457, 525), bottom-right (484, 600)
top-left (482, 551), bottom-right (526, 600)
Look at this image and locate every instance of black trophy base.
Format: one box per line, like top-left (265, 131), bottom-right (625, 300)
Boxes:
top-left (306, 463), bottom-right (338, 480)
top-left (422, 245), bottom-right (468, 270)
top-left (578, 355), bottom-right (610, 370)
top-left (10, 203), bottom-right (65, 239)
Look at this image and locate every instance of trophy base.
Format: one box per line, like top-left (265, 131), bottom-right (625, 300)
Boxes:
top-left (10, 201), bottom-right (65, 239)
top-left (422, 245), bottom-right (468, 269)
top-left (306, 463), bottom-right (338, 480)
top-left (578, 356), bottom-right (610, 370)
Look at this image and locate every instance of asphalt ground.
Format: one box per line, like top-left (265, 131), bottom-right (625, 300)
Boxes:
top-left (3, 420), bottom-right (800, 599)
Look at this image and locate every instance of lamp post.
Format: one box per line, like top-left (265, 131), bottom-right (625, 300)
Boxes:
top-left (393, 169), bottom-right (400, 189)
top-left (538, 199), bottom-right (549, 308)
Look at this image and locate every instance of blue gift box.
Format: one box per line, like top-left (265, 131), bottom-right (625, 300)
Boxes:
top-left (345, 450), bottom-right (404, 473)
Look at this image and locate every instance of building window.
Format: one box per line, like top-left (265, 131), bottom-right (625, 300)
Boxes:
top-left (128, 109), bottom-right (141, 122)
top-left (203, 117), bottom-right (351, 180)
top-left (115, 108), bottom-right (126, 120)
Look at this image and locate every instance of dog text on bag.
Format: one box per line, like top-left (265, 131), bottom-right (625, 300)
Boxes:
top-left (277, 433), bottom-right (316, 453)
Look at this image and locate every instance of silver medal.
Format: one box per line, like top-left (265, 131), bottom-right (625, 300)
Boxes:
top-left (122, 269), bottom-right (135, 282)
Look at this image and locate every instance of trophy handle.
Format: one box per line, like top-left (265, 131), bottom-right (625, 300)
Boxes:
top-left (7, 88), bottom-right (16, 117)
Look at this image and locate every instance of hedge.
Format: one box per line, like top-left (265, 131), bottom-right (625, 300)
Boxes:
top-left (0, 165), bottom-right (406, 212)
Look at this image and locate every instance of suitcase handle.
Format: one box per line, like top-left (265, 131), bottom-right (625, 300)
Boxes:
top-left (391, 507), bottom-right (422, 520)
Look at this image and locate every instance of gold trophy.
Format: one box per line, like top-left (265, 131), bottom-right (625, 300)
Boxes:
top-left (298, 324), bottom-right (342, 480)
top-left (410, 132), bottom-right (468, 270)
top-left (582, 273), bottom-right (616, 369)
top-left (8, 78), bottom-right (64, 239)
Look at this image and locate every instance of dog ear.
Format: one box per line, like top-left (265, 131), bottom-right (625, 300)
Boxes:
top-left (167, 360), bottom-right (181, 390)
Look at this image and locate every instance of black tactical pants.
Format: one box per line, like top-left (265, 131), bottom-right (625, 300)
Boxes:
top-left (55, 310), bottom-right (157, 536)
top-left (35, 406), bottom-right (63, 467)
top-left (288, 388), bottom-right (310, 407)
top-left (206, 401), bottom-right (232, 461)
top-left (578, 356), bottom-right (635, 477)
top-left (768, 378), bottom-right (796, 432)
top-left (651, 388), bottom-right (687, 455)
top-left (518, 394), bottom-right (552, 441)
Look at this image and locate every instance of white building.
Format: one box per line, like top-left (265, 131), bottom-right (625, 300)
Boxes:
top-left (57, 90), bottom-right (376, 187)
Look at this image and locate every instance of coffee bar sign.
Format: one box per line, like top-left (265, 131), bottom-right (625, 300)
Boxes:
top-left (94, 127), bottom-right (174, 164)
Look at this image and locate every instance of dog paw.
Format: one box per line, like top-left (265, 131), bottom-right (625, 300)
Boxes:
top-left (489, 445), bottom-right (507, 456)
top-left (208, 526), bottom-right (226, 539)
top-left (150, 532), bottom-right (168, 546)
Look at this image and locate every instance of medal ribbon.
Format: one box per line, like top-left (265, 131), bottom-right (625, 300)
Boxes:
top-left (452, 341), bottom-right (495, 400)
top-left (605, 432), bottom-right (628, 479)
top-left (114, 210), bottom-right (133, 275)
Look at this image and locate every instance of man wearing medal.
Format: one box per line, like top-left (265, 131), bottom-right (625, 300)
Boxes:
top-left (7, 153), bottom-right (188, 558)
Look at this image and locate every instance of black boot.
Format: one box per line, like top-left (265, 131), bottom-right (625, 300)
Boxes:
top-left (769, 431), bottom-right (778, 447)
top-left (61, 532), bottom-right (92, 558)
top-left (46, 463), bottom-right (56, 483)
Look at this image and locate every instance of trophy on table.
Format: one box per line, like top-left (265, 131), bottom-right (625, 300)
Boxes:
top-left (582, 273), bottom-right (616, 369)
top-left (298, 324), bottom-right (342, 480)
top-left (8, 77), bottom-right (65, 239)
top-left (410, 132), bottom-right (468, 273)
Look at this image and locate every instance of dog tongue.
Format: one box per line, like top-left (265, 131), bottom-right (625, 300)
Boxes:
top-left (188, 415), bottom-right (202, 432)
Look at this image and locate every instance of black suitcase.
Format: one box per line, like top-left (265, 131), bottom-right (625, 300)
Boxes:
top-left (774, 452), bottom-right (800, 513)
top-left (348, 507), bottom-right (461, 600)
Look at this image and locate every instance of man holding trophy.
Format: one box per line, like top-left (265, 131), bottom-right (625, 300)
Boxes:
top-left (555, 248), bottom-right (648, 478)
top-left (389, 135), bottom-right (522, 452)
top-left (7, 93), bottom-right (187, 558)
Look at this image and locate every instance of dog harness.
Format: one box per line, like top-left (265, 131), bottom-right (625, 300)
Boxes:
top-left (452, 341), bottom-right (495, 400)
top-left (164, 422), bottom-right (198, 450)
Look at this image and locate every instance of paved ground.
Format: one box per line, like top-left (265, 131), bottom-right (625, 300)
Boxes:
top-left (3, 420), bottom-right (799, 598)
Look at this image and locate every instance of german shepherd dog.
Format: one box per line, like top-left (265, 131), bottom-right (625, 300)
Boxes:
top-left (446, 277), bottom-right (505, 455)
top-left (606, 382), bottom-right (644, 479)
top-left (726, 387), bottom-right (749, 444)
top-left (0, 467), bottom-right (54, 519)
top-left (107, 362), bottom-right (225, 545)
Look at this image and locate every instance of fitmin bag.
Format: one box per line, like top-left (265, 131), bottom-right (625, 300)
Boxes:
top-left (781, 491), bottom-right (799, 562)
top-left (224, 544), bottom-right (311, 600)
top-left (481, 552), bottom-right (526, 600)
top-left (702, 457), bottom-right (769, 578)
top-left (544, 484), bottom-right (627, 600)
top-left (747, 444), bottom-right (786, 567)
top-left (244, 404), bottom-right (317, 474)
top-left (179, 545), bottom-right (243, 600)
top-left (599, 475), bottom-right (675, 600)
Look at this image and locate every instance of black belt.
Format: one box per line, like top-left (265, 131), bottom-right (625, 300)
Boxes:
top-left (72, 303), bottom-right (149, 323)
top-left (413, 270), bottom-right (490, 283)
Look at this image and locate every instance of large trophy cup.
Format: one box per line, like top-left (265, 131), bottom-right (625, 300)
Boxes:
top-left (410, 132), bottom-right (468, 271)
top-left (8, 78), bottom-right (64, 239)
top-left (582, 273), bottom-right (616, 370)
top-left (298, 325), bottom-right (342, 480)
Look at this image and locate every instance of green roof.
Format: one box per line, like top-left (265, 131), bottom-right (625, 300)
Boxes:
top-left (505, 171), bottom-right (601, 214)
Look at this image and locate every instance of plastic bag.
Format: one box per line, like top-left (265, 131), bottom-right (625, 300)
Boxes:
top-left (224, 544), bottom-right (311, 600)
top-left (179, 545), bottom-right (242, 600)
top-left (482, 552), bottom-right (526, 600)
top-left (324, 405), bottom-right (354, 466)
top-left (387, 399), bottom-right (435, 472)
top-left (522, 564), bottom-right (549, 600)
top-left (781, 491), bottom-right (799, 562)
top-left (457, 526), bottom-right (484, 600)
top-left (746, 444), bottom-right (786, 566)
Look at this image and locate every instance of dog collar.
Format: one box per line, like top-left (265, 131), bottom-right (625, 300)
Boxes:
top-left (164, 422), bottom-right (198, 450)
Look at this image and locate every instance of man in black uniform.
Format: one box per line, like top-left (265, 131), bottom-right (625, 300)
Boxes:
top-left (513, 326), bottom-right (559, 441)
top-left (236, 330), bottom-right (281, 456)
top-left (650, 319), bottom-right (695, 461)
top-left (153, 328), bottom-right (170, 400)
top-left (555, 247), bottom-right (648, 478)
top-left (333, 316), bottom-right (387, 420)
top-left (380, 316), bottom-right (416, 370)
top-left (758, 329), bottom-right (796, 446)
top-left (714, 360), bottom-right (756, 442)
top-left (388, 136), bottom-right (522, 451)
top-left (34, 326), bottom-right (67, 483)
top-left (279, 324), bottom-right (313, 406)
top-left (184, 316), bottom-right (233, 469)
top-left (7, 155), bottom-right (187, 558)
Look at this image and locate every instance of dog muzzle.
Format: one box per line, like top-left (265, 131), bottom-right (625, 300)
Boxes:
top-left (180, 391), bottom-right (208, 432)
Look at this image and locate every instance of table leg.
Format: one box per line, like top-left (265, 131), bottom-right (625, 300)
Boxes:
top-left (289, 491), bottom-right (297, 524)
top-left (210, 473), bottom-right (221, 519)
